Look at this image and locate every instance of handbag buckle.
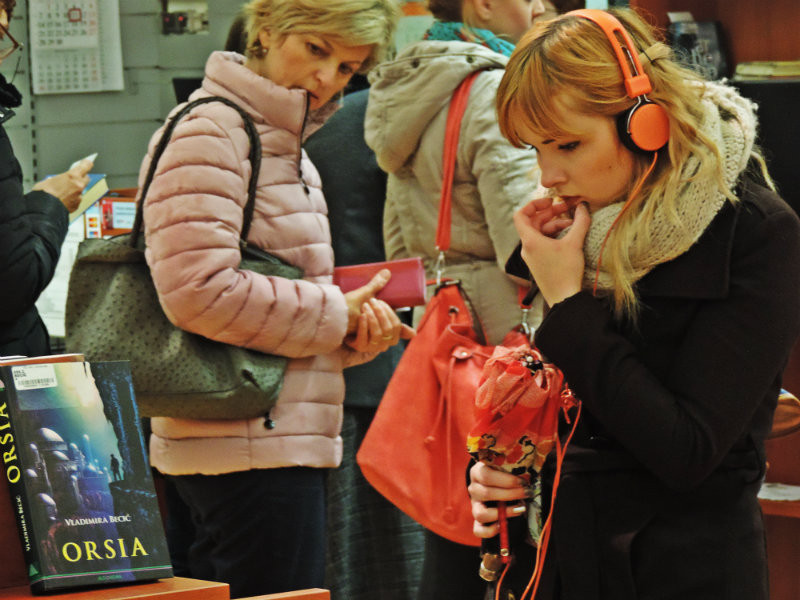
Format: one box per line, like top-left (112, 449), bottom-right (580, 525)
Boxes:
top-left (434, 250), bottom-right (446, 286)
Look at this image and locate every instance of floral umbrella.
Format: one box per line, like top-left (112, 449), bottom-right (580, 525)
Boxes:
top-left (466, 342), bottom-right (579, 598)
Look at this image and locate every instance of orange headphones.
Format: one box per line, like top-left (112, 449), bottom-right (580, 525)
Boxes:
top-left (568, 9), bottom-right (670, 154)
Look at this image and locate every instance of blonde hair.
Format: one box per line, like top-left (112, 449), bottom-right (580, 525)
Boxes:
top-left (243, 0), bottom-right (400, 73)
top-left (1, 0), bottom-right (16, 18)
top-left (497, 8), bottom-right (748, 318)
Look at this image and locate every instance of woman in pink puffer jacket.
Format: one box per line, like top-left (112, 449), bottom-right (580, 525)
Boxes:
top-left (138, 0), bottom-right (404, 596)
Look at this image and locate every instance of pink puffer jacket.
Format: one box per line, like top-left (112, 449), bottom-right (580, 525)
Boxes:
top-left (142, 51), bottom-right (373, 475)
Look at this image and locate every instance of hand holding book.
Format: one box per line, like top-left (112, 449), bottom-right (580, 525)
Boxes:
top-left (32, 153), bottom-right (103, 217)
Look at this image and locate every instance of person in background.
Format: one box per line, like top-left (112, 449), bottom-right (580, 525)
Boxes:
top-left (469, 8), bottom-right (800, 599)
top-left (0, 0), bottom-right (92, 358)
top-left (540, 0), bottom-right (584, 20)
top-left (305, 89), bottom-right (425, 600)
top-left (364, 0), bottom-right (563, 597)
top-left (139, 0), bottom-right (404, 597)
top-left (223, 9), bottom-right (248, 53)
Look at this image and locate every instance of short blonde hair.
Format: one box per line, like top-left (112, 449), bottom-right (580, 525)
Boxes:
top-left (1, 0), bottom-right (16, 18)
top-left (243, 0), bottom-right (400, 73)
top-left (497, 8), bottom-right (739, 318)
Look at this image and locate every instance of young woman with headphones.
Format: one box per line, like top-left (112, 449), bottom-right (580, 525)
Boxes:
top-left (468, 8), bottom-right (800, 599)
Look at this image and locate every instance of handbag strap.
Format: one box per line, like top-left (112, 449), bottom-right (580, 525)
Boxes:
top-left (128, 95), bottom-right (262, 249)
top-left (433, 71), bottom-right (535, 324)
top-left (435, 71), bottom-right (481, 257)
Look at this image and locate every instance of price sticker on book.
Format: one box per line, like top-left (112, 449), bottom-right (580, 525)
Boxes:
top-left (11, 364), bottom-right (58, 390)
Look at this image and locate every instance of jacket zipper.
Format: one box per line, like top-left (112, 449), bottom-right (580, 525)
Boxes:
top-left (298, 94), bottom-right (310, 195)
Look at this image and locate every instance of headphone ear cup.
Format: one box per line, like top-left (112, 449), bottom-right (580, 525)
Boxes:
top-left (617, 101), bottom-right (670, 154)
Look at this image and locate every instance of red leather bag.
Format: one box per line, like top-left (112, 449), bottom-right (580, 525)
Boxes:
top-left (357, 72), bottom-right (525, 546)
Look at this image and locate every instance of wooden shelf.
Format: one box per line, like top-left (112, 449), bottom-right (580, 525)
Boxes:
top-left (760, 499), bottom-right (800, 520)
top-left (240, 591), bottom-right (330, 600)
top-left (0, 578), bottom-right (229, 600)
top-left (630, 0), bottom-right (800, 65)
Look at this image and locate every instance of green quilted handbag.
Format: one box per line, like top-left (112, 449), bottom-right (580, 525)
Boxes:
top-left (65, 96), bottom-right (302, 420)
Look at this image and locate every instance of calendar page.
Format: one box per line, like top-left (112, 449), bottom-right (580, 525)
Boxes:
top-left (30, 0), bottom-right (124, 94)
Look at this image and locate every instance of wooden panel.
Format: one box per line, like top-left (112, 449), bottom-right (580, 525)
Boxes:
top-left (0, 484), bottom-right (29, 589)
top-left (713, 0), bottom-right (800, 64)
top-left (630, 0), bottom-right (800, 64)
top-left (780, 338), bottom-right (800, 403)
top-left (762, 423), bottom-right (800, 600)
top-left (764, 515), bottom-right (800, 600)
top-left (629, 0), bottom-right (717, 28)
top-left (240, 591), bottom-right (330, 600)
top-left (765, 414), bottom-right (800, 486)
top-left (761, 499), bottom-right (800, 520)
top-left (0, 578), bottom-right (229, 600)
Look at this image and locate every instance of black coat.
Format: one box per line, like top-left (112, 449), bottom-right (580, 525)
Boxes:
top-left (0, 124), bottom-right (68, 357)
top-left (514, 178), bottom-right (800, 599)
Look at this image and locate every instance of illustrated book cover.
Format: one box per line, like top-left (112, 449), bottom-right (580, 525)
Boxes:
top-left (0, 359), bottom-right (173, 594)
top-left (69, 173), bottom-right (109, 223)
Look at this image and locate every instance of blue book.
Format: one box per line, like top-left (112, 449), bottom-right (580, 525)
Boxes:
top-left (69, 173), bottom-right (109, 223)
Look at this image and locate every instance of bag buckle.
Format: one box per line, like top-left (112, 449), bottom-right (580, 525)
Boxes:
top-left (434, 250), bottom-right (446, 286)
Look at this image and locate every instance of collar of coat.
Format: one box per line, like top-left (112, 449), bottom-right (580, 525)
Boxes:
top-left (636, 190), bottom-right (740, 300)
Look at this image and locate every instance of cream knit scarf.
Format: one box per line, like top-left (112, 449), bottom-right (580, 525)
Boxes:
top-left (582, 81), bottom-right (758, 291)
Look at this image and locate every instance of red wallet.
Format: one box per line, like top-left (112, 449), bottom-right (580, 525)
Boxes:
top-left (333, 257), bottom-right (426, 308)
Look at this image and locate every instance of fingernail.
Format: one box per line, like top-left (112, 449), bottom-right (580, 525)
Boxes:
top-left (511, 504), bottom-right (527, 514)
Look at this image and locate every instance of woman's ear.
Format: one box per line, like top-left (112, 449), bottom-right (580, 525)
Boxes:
top-left (257, 28), bottom-right (272, 50)
top-left (463, 0), bottom-right (493, 26)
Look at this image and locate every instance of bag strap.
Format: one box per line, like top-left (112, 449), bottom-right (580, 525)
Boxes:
top-left (435, 71), bottom-right (481, 259)
top-left (128, 95), bottom-right (262, 249)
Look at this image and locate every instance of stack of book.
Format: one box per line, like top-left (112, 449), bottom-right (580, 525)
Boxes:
top-left (734, 61), bottom-right (800, 81)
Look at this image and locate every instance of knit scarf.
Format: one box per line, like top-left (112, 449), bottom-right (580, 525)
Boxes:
top-left (424, 20), bottom-right (516, 58)
top-left (581, 81), bottom-right (758, 291)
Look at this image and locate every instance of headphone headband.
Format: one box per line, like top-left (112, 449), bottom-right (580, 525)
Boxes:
top-left (564, 9), bottom-right (669, 154)
top-left (568, 8), bottom-right (652, 99)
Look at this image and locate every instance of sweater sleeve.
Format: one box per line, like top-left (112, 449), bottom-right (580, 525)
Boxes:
top-left (0, 189), bottom-right (69, 322)
top-left (142, 107), bottom-right (348, 359)
top-left (535, 200), bottom-right (800, 491)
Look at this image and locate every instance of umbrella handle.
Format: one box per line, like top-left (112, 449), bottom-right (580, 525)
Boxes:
top-left (498, 500), bottom-right (511, 564)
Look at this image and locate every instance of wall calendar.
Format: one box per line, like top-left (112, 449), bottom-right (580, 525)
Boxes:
top-left (29, 0), bottom-right (124, 94)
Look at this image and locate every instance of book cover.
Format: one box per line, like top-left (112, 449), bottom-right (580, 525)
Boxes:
top-left (69, 174), bottom-right (109, 223)
top-left (0, 360), bottom-right (173, 594)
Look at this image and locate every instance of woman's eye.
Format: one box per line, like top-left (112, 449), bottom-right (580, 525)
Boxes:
top-left (339, 64), bottom-right (355, 76)
top-left (558, 141), bottom-right (579, 151)
top-left (307, 43), bottom-right (324, 56)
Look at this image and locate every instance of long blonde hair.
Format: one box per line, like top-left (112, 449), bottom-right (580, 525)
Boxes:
top-left (243, 0), bottom-right (400, 73)
top-left (497, 8), bottom-right (745, 318)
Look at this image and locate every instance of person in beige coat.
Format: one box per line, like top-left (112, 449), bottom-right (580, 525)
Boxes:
top-left (364, 1), bottom-right (545, 598)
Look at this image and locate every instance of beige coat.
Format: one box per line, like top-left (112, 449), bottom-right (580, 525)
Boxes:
top-left (365, 41), bottom-right (540, 343)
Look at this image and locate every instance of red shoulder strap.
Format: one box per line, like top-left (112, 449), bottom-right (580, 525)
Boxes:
top-left (436, 71), bottom-right (481, 252)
